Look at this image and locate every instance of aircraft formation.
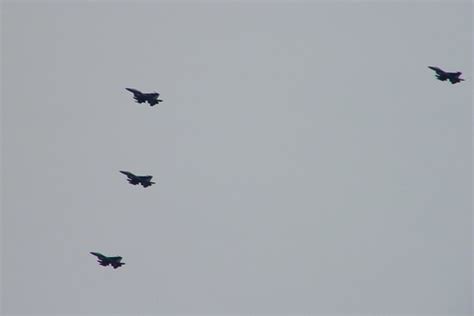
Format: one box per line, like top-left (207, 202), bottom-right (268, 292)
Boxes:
top-left (90, 88), bottom-right (161, 269)
top-left (91, 67), bottom-right (465, 269)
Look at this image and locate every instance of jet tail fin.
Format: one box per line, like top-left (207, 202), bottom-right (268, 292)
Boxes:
top-left (112, 262), bottom-right (125, 269)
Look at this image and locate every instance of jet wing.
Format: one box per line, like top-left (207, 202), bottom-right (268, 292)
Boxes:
top-left (120, 171), bottom-right (135, 178)
top-left (90, 252), bottom-right (107, 260)
top-left (109, 256), bottom-right (123, 262)
top-left (428, 66), bottom-right (445, 75)
top-left (126, 88), bottom-right (142, 96)
top-left (144, 92), bottom-right (159, 98)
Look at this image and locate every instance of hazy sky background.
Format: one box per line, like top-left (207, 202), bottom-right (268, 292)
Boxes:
top-left (2, 1), bottom-right (472, 315)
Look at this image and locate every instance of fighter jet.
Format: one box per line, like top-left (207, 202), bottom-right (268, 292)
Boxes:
top-left (90, 252), bottom-right (125, 269)
top-left (126, 88), bottom-right (163, 106)
top-left (120, 170), bottom-right (156, 188)
top-left (428, 66), bottom-right (465, 84)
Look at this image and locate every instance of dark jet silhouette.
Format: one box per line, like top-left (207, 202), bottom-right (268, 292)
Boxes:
top-left (428, 66), bottom-right (464, 84)
top-left (126, 88), bottom-right (163, 106)
top-left (90, 252), bottom-right (125, 269)
top-left (120, 170), bottom-right (156, 188)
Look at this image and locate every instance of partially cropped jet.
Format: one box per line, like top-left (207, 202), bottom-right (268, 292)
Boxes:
top-left (428, 66), bottom-right (464, 84)
top-left (120, 170), bottom-right (156, 187)
top-left (90, 252), bottom-right (125, 269)
top-left (126, 88), bottom-right (163, 106)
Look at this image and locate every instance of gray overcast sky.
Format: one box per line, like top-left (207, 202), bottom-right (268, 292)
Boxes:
top-left (1, 1), bottom-right (472, 315)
